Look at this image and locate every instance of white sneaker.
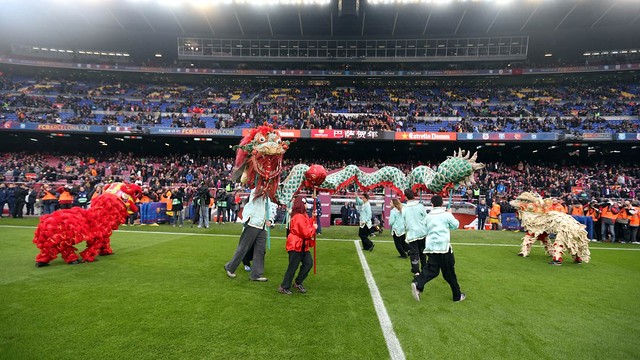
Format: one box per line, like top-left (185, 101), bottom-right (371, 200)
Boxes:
top-left (224, 266), bottom-right (236, 279)
top-left (244, 265), bottom-right (251, 271)
top-left (411, 282), bottom-right (421, 302)
top-left (455, 293), bottom-right (466, 302)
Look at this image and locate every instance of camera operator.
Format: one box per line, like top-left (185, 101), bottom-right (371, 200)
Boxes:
top-left (196, 183), bottom-right (211, 229)
top-left (615, 201), bottom-right (632, 243)
top-left (629, 201), bottom-right (639, 244)
top-left (585, 200), bottom-right (601, 241)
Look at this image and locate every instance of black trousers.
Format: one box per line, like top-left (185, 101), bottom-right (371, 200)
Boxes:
top-left (280, 250), bottom-right (313, 290)
top-left (408, 238), bottom-right (426, 274)
top-left (12, 201), bottom-right (25, 218)
top-left (359, 225), bottom-right (374, 250)
top-left (242, 242), bottom-right (255, 267)
top-left (415, 249), bottom-right (462, 301)
top-left (392, 233), bottom-right (409, 257)
top-left (478, 217), bottom-right (486, 230)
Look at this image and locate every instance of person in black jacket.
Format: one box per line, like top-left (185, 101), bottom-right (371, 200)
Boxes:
top-left (196, 183), bottom-right (211, 228)
top-left (216, 189), bottom-right (228, 224)
top-left (340, 203), bottom-right (349, 226)
top-left (0, 184), bottom-right (7, 218)
top-left (26, 186), bottom-right (37, 215)
top-left (476, 199), bottom-right (489, 230)
top-left (226, 191), bottom-right (236, 223)
top-left (12, 183), bottom-right (28, 218)
top-left (172, 187), bottom-right (185, 227)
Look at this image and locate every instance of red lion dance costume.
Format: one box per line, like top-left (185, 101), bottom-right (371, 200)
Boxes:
top-left (33, 182), bottom-right (142, 267)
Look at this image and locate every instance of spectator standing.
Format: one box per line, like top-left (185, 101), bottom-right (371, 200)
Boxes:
top-left (6, 184), bottom-right (16, 217)
top-left (56, 185), bottom-right (73, 210)
top-left (629, 202), bottom-right (639, 244)
top-left (26, 186), bottom-right (37, 215)
top-left (226, 190), bottom-right (236, 224)
top-left (216, 189), bottom-right (227, 224)
top-left (600, 201), bottom-right (618, 242)
top-left (172, 187), bottom-right (185, 227)
top-left (196, 183), bottom-right (211, 229)
top-left (12, 183), bottom-right (28, 218)
top-left (74, 186), bottom-right (89, 209)
top-left (340, 203), bottom-right (349, 226)
top-left (489, 201), bottom-right (501, 230)
top-left (0, 184), bottom-right (7, 217)
top-left (476, 199), bottom-right (489, 230)
top-left (40, 184), bottom-right (58, 214)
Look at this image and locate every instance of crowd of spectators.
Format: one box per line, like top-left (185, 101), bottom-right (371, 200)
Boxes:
top-left (1, 151), bottom-right (638, 210)
top-left (1, 71), bottom-right (639, 134)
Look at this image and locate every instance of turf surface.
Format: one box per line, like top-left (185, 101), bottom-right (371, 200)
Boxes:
top-left (1, 218), bottom-right (638, 359)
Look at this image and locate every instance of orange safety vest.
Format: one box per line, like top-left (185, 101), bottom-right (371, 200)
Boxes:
top-left (58, 189), bottom-right (73, 203)
top-left (160, 192), bottom-right (173, 211)
top-left (489, 204), bottom-right (500, 218)
top-left (140, 195), bottom-right (151, 203)
top-left (616, 209), bottom-right (629, 222)
top-left (585, 207), bottom-right (599, 222)
top-left (630, 207), bottom-right (640, 226)
top-left (570, 205), bottom-right (584, 216)
top-left (601, 206), bottom-right (617, 221)
top-left (41, 190), bottom-right (57, 201)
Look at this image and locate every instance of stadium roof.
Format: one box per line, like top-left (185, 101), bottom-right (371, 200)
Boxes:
top-left (1, 0), bottom-right (639, 62)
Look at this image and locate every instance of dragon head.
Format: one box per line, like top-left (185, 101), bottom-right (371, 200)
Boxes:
top-left (510, 192), bottom-right (547, 213)
top-left (232, 125), bottom-right (290, 199)
top-left (424, 148), bottom-right (484, 195)
top-left (103, 182), bottom-right (142, 213)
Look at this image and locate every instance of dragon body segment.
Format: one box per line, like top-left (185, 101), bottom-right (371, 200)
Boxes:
top-left (275, 149), bottom-right (484, 205)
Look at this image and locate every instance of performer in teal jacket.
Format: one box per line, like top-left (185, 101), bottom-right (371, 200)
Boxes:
top-left (411, 195), bottom-right (466, 302)
top-left (401, 189), bottom-right (427, 277)
top-left (355, 192), bottom-right (375, 251)
top-left (389, 198), bottom-right (410, 258)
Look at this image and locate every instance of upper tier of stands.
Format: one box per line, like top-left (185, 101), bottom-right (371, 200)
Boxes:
top-left (1, 73), bottom-right (639, 134)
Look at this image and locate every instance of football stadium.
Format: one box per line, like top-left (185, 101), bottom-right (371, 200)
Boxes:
top-left (0, 0), bottom-right (639, 359)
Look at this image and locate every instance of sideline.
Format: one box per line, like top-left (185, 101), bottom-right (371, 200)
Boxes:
top-left (2, 225), bottom-right (639, 251)
top-left (354, 241), bottom-right (406, 360)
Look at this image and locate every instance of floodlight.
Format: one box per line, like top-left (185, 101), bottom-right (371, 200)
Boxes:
top-left (544, 53), bottom-right (552, 57)
top-left (32, 47), bottom-right (39, 50)
top-left (66, 50), bottom-right (73, 53)
top-left (155, 53), bottom-right (163, 57)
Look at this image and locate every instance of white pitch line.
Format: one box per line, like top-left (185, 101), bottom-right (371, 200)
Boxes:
top-left (354, 240), bottom-right (406, 360)
top-left (2, 225), bottom-right (639, 251)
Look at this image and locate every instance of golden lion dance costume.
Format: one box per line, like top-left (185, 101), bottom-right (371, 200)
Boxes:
top-left (33, 182), bottom-right (142, 267)
top-left (510, 192), bottom-right (590, 265)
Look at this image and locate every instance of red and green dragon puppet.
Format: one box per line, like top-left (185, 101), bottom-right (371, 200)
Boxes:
top-left (233, 125), bottom-right (485, 207)
top-left (33, 182), bottom-right (142, 267)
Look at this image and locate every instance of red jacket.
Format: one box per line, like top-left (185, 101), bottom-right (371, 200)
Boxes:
top-left (286, 213), bottom-right (316, 252)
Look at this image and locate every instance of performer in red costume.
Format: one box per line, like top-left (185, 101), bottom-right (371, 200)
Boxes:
top-left (33, 182), bottom-right (141, 267)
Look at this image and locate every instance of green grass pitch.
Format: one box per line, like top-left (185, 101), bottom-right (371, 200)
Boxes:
top-left (1, 218), bottom-right (639, 359)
